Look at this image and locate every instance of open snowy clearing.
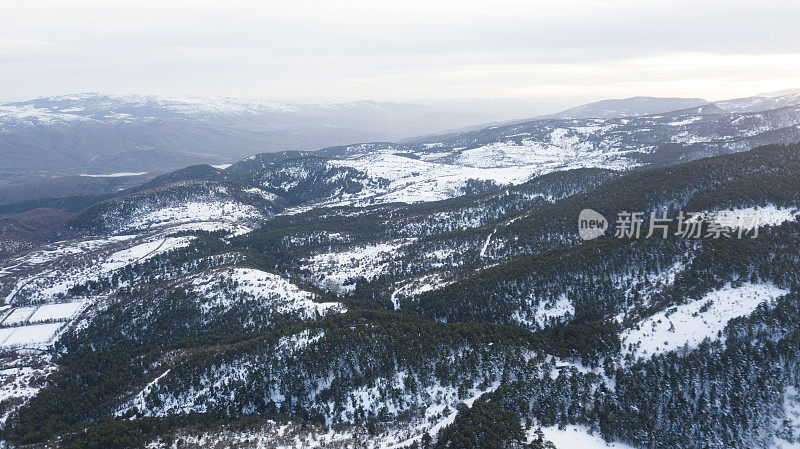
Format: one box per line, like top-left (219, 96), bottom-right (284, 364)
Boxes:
top-left (1, 307), bottom-right (38, 325)
top-left (532, 425), bottom-right (636, 449)
top-left (1, 232), bottom-right (196, 305)
top-left (120, 200), bottom-right (263, 232)
top-left (188, 267), bottom-right (344, 317)
top-left (621, 283), bottom-right (788, 361)
top-left (706, 205), bottom-right (799, 231)
top-left (102, 236), bottom-right (194, 270)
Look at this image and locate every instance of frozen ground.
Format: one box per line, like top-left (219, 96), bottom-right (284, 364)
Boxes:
top-left (119, 200), bottom-right (262, 233)
top-left (102, 236), bottom-right (194, 271)
top-left (1, 232), bottom-right (199, 305)
top-left (1, 307), bottom-right (38, 325)
top-left (25, 301), bottom-right (86, 323)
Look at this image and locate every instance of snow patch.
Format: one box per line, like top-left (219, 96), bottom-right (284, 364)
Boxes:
top-left (303, 240), bottom-right (411, 293)
top-left (621, 283), bottom-right (788, 361)
top-left (532, 425), bottom-right (636, 449)
top-left (188, 267), bottom-right (344, 318)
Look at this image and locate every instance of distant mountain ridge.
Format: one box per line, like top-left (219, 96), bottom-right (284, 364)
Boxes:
top-left (541, 90), bottom-right (800, 119)
top-left (548, 96), bottom-right (709, 119)
top-left (0, 94), bottom-right (486, 182)
top-left (2, 90), bottom-right (799, 195)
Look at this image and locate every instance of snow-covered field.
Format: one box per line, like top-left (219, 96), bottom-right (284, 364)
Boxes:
top-left (621, 283), bottom-right (789, 361)
top-left (1, 231), bottom-right (199, 305)
top-left (0, 322), bottom-right (64, 349)
top-left (26, 301), bottom-right (86, 323)
top-left (1, 307), bottom-right (38, 325)
top-left (0, 355), bottom-right (56, 423)
top-left (15, 235), bottom-right (135, 266)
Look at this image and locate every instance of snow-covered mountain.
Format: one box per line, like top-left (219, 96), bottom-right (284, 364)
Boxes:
top-left (3, 90), bottom-right (800, 192)
top-left (0, 93), bottom-right (485, 182)
top-left (714, 90), bottom-right (800, 113)
top-left (548, 96), bottom-right (708, 119)
top-left (304, 98), bottom-right (800, 206)
top-left (3, 91), bottom-right (800, 449)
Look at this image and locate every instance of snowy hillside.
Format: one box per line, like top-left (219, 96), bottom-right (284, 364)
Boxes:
top-left (286, 99), bottom-right (800, 206)
top-left (620, 283), bottom-right (789, 361)
top-left (550, 96), bottom-right (708, 119)
top-left (0, 93), bottom-right (486, 181)
top-left (186, 267), bottom-right (344, 318)
top-left (4, 100), bottom-right (800, 449)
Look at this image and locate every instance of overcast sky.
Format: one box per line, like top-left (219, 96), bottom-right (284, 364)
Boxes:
top-left (2, 0), bottom-right (799, 105)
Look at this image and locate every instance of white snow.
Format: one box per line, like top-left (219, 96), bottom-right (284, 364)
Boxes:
top-left (0, 354), bottom-right (56, 423)
top-left (325, 137), bottom-right (640, 206)
top-left (243, 187), bottom-right (280, 202)
top-left (0, 322), bottom-right (64, 348)
top-left (390, 272), bottom-right (456, 310)
top-left (122, 200), bottom-right (261, 232)
top-left (0, 233), bottom-right (194, 305)
top-left (303, 240), bottom-right (411, 293)
top-left (121, 369), bottom-right (172, 416)
top-left (275, 329), bottom-right (326, 355)
top-left (188, 267), bottom-right (344, 318)
top-left (1, 307), bottom-right (37, 325)
top-left (621, 283), bottom-right (789, 361)
top-left (12, 235), bottom-right (135, 266)
top-left (666, 116), bottom-right (703, 126)
top-left (512, 293), bottom-right (576, 329)
top-left (707, 205), bottom-right (799, 231)
top-left (26, 301), bottom-right (86, 323)
top-left (532, 425), bottom-right (636, 449)
top-left (102, 236), bottom-right (193, 270)
top-left (479, 229), bottom-right (497, 258)
top-left (534, 294), bottom-right (575, 324)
